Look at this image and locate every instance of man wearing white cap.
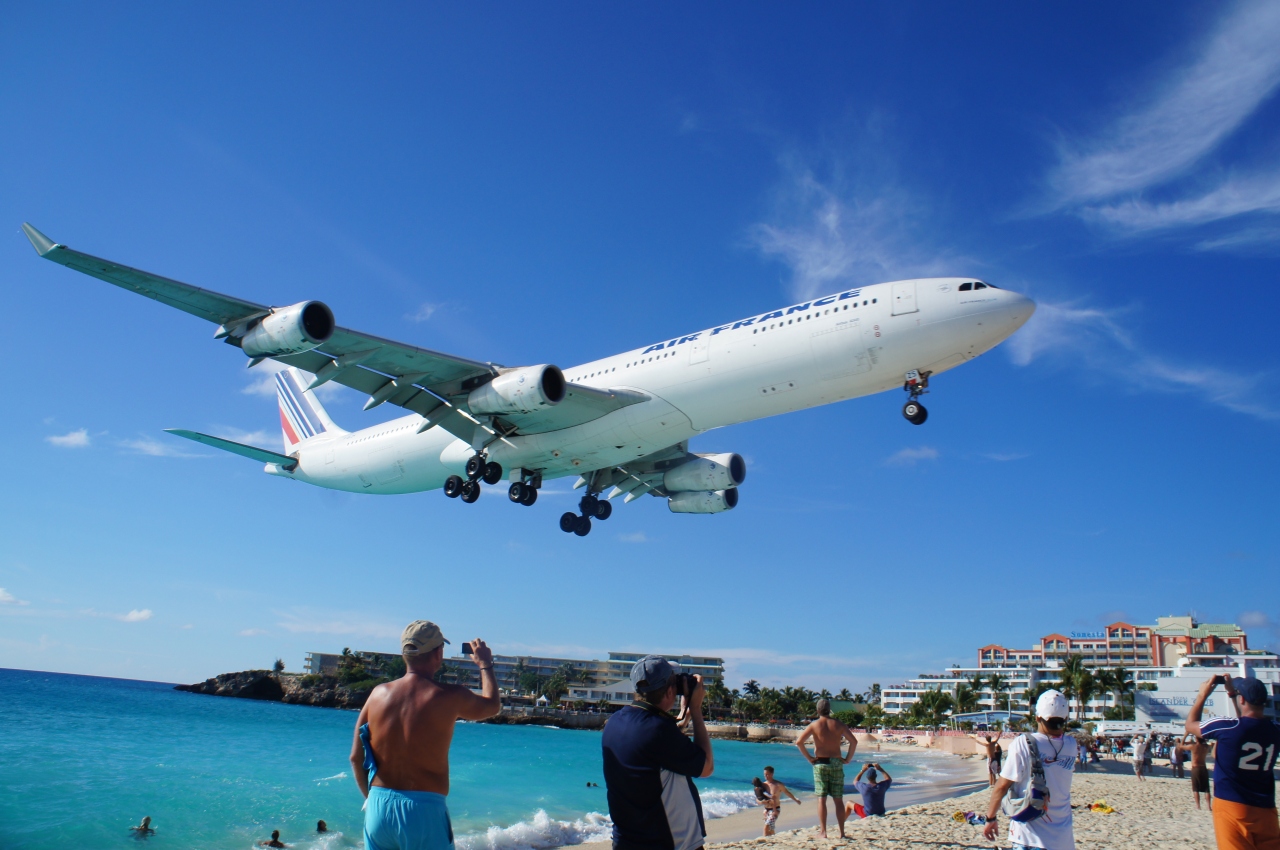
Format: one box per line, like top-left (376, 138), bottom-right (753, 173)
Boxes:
top-left (983, 690), bottom-right (1078, 850)
top-left (350, 620), bottom-right (501, 850)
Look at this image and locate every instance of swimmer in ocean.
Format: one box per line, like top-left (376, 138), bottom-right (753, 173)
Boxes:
top-left (129, 816), bottom-right (155, 836)
top-left (259, 829), bottom-right (287, 847)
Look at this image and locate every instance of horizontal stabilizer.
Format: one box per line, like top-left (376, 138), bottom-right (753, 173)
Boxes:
top-left (164, 429), bottom-right (298, 469)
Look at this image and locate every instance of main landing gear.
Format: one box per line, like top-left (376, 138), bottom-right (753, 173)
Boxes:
top-left (902, 369), bottom-right (931, 425)
top-left (443, 453), bottom-right (505, 504)
top-left (559, 493), bottom-right (613, 538)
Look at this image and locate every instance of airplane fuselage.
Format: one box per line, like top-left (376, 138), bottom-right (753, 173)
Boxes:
top-left (280, 277), bottom-right (1033, 494)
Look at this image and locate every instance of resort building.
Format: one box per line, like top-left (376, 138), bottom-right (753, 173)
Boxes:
top-left (1135, 652), bottom-right (1280, 726)
top-left (883, 615), bottom-right (1270, 721)
top-left (303, 648), bottom-right (725, 703)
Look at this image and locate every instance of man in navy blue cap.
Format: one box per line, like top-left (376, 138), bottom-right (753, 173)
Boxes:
top-left (602, 655), bottom-right (715, 850)
top-left (1186, 674), bottom-right (1280, 850)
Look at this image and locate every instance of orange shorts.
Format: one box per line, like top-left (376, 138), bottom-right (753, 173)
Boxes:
top-left (1213, 798), bottom-right (1280, 850)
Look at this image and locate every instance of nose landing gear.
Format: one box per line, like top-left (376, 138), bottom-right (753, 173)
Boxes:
top-left (902, 370), bottom-right (931, 425)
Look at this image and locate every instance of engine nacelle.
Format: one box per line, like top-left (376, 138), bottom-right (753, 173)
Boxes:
top-left (662, 453), bottom-right (747, 493)
top-left (668, 488), bottom-right (739, 514)
top-left (467, 365), bottom-right (566, 415)
top-left (240, 301), bottom-right (335, 358)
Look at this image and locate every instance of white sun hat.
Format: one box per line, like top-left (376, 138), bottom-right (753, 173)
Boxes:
top-left (1035, 689), bottom-right (1070, 720)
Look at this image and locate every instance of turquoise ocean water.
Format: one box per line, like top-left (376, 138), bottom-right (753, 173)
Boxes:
top-left (1, 669), bottom-right (967, 850)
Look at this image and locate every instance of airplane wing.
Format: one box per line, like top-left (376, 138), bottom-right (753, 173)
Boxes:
top-left (23, 223), bottom-right (646, 439)
top-left (165, 429), bottom-right (298, 469)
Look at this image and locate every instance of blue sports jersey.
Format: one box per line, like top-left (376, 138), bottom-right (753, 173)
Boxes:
top-left (1199, 715), bottom-right (1280, 809)
top-left (602, 703), bottom-right (706, 850)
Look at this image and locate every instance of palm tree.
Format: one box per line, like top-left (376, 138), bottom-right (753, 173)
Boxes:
top-left (837, 688), bottom-right (854, 701)
top-left (953, 684), bottom-right (980, 714)
top-left (1074, 669), bottom-right (1098, 722)
top-left (986, 674), bottom-right (1010, 714)
top-left (818, 688), bottom-right (833, 700)
top-left (1098, 666), bottom-right (1135, 720)
top-left (742, 679), bottom-right (761, 698)
top-left (1059, 654), bottom-right (1088, 717)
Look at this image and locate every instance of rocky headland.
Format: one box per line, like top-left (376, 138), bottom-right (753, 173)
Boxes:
top-left (175, 670), bottom-right (371, 709)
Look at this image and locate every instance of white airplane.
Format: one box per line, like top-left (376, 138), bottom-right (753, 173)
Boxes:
top-left (23, 223), bottom-right (1034, 537)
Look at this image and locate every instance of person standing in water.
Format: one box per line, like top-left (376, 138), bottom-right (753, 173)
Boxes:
top-left (351, 620), bottom-right (501, 850)
top-left (129, 816), bottom-right (155, 836)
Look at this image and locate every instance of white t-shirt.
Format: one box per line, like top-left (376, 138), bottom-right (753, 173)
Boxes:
top-left (1131, 738), bottom-right (1146, 761)
top-left (1000, 732), bottom-right (1078, 850)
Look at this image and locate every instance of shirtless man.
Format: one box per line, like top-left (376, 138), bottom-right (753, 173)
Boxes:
top-left (795, 699), bottom-right (858, 839)
top-left (968, 732), bottom-right (1003, 786)
top-left (761, 765), bottom-right (801, 835)
top-left (1187, 733), bottom-right (1213, 811)
top-left (350, 620), bottom-right (501, 850)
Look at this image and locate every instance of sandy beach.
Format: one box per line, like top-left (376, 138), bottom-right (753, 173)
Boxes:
top-left (710, 760), bottom-right (1215, 849)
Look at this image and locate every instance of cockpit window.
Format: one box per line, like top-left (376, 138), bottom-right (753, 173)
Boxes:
top-left (958, 282), bottom-right (972, 292)
top-left (974, 282), bottom-right (987, 290)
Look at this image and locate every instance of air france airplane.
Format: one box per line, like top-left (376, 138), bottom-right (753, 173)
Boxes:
top-left (23, 223), bottom-right (1034, 537)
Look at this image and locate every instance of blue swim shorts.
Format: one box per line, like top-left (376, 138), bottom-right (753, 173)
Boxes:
top-left (364, 786), bottom-right (455, 850)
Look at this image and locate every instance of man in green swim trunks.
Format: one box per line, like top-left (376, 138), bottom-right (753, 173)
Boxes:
top-left (795, 699), bottom-right (858, 839)
top-left (350, 620), bottom-right (501, 850)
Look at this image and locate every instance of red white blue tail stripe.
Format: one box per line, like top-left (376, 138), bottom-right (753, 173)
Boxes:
top-left (276, 370), bottom-right (328, 447)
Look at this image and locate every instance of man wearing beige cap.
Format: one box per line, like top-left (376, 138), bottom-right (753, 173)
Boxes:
top-left (350, 620), bottom-right (500, 850)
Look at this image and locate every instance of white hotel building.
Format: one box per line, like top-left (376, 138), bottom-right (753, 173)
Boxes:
top-left (882, 616), bottom-right (1277, 720)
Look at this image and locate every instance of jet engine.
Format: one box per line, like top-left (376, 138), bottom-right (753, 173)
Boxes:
top-left (467, 365), bottom-right (566, 415)
top-left (668, 488), bottom-right (739, 514)
top-left (240, 301), bottom-right (335, 358)
top-left (662, 452), bottom-right (747, 492)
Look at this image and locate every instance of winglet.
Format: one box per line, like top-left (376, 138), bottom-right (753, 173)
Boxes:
top-left (21, 223), bottom-right (60, 256)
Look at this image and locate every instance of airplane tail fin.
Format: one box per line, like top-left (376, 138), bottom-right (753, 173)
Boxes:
top-left (275, 367), bottom-right (344, 450)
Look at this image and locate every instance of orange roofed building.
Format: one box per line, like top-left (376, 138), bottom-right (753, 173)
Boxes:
top-left (976, 616), bottom-right (1248, 670)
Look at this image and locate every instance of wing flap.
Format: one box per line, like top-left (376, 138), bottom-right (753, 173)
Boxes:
top-left (165, 429), bottom-right (298, 468)
top-left (502, 384), bottom-right (649, 433)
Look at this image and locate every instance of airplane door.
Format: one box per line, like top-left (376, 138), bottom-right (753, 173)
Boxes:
top-left (811, 318), bottom-right (871, 380)
top-left (689, 336), bottom-right (710, 365)
top-left (891, 280), bottom-right (918, 315)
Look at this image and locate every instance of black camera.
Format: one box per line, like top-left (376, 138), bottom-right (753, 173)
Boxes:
top-left (673, 673), bottom-right (698, 697)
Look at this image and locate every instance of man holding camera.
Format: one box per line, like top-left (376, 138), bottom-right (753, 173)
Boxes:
top-left (1186, 674), bottom-right (1280, 850)
top-left (602, 656), bottom-right (714, 850)
top-left (983, 690), bottom-right (1078, 850)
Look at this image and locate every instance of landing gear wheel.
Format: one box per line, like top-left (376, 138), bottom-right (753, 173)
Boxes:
top-left (460, 480), bottom-right (481, 503)
top-left (593, 500), bottom-right (612, 520)
top-left (482, 461), bottom-right (504, 485)
top-left (444, 475), bottom-right (465, 498)
top-left (465, 455), bottom-right (486, 480)
top-left (573, 515), bottom-right (592, 537)
top-left (508, 482), bottom-right (527, 503)
top-left (559, 512), bottom-right (579, 533)
top-left (579, 495), bottom-right (600, 517)
top-left (903, 401), bottom-right (928, 425)
top-left (520, 486), bottom-right (538, 506)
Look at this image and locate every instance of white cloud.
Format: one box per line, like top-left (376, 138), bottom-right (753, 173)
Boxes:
top-left (119, 436), bottom-right (204, 458)
top-left (275, 609), bottom-right (401, 640)
top-left (1089, 171), bottom-right (1280, 233)
top-left (118, 609), bottom-right (153, 622)
top-left (212, 427), bottom-right (276, 447)
top-left (406, 302), bottom-right (441, 323)
top-left (242, 359), bottom-right (290, 397)
top-left (983, 452), bottom-right (1030, 463)
top-left (1008, 300), bottom-right (1279, 420)
top-left (0, 588), bottom-right (30, 606)
top-left (46, 428), bottom-right (90, 448)
top-left (750, 155), bottom-right (968, 301)
top-left (884, 446), bottom-right (939, 467)
top-left (1049, 2), bottom-right (1280, 205)
top-left (1239, 610), bottom-right (1273, 629)
top-left (617, 531), bottom-right (651, 543)
top-left (181, 624), bottom-right (194, 629)
top-left (239, 628), bottom-right (268, 637)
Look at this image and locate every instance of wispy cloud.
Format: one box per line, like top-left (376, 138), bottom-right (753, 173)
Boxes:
top-left (1009, 300), bottom-right (1279, 420)
top-left (1049, 2), bottom-right (1280, 206)
top-left (1046, 2), bottom-right (1280, 245)
top-left (0, 588), bottom-right (30, 606)
top-left (750, 154), bottom-right (966, 301)
top-left (983, 452), bottom-right (1030, 463)
top-left (212, 427), bottom-right (276, 447)
top-left (46, 428), bottom-right (90, 448)
top-left (119, 609), bottom-right (153, 622)
top-left (884, 446), bottom-right (939, 467)
top-left (617, 531), bottom-right (651, 544)
top-left (406, 302), bottom-right (441, 323)
top-left (1239, 610), bottom-right (1279, 650)
top-left (119, 436), bottom-right (205, 458)
top-left (275, 609), bottom-right (401, 640)
top-left (239, 628), bottom-right (268, 637)
top-left (242, 360), bottom-right (344, 402)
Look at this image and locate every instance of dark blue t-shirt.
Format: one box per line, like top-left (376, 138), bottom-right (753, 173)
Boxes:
top-left (854, 779), bottom-right (892, 816)
top-left (1200, 716), bottom-right (1280, 809)
top-left (602, 703), bottom-right (707, 850)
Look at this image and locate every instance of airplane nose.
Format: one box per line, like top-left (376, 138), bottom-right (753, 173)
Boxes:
top-left (1006, 291), bottom-right (1035, 330)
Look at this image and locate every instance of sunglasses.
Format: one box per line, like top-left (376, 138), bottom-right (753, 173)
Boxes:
top-left (1044, 718), bottom-right (1067, 730)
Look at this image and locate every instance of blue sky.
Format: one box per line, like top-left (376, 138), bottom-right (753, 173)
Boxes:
top-left (2, 2), bottom-right (1278, 690)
